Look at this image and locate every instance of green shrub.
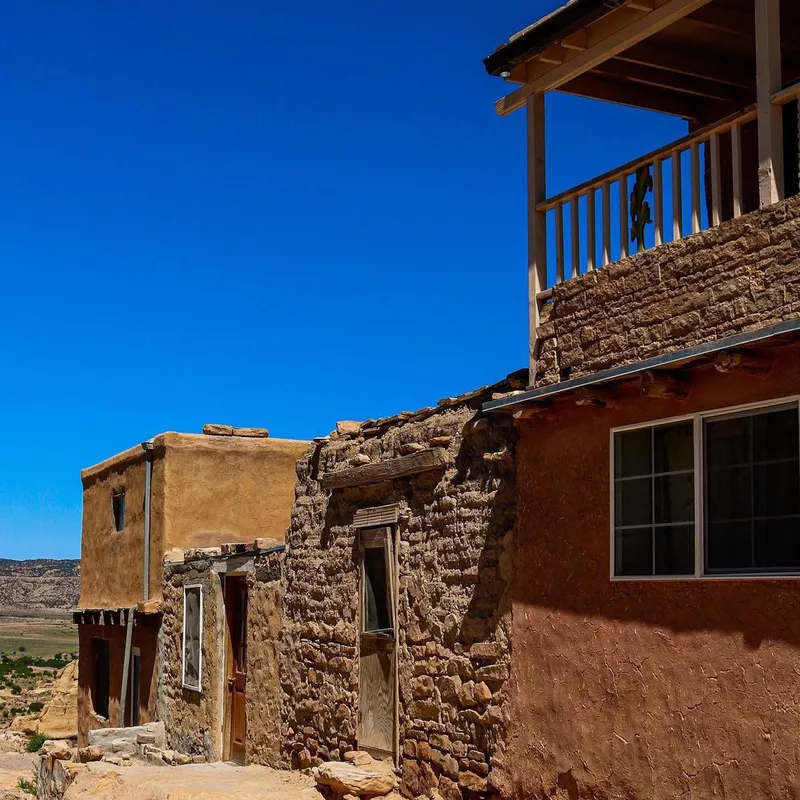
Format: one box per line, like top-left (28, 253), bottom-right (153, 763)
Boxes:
top-left (28, 701), bottom-right (44, 713)
top-left (18, 777), bottom-right (36, 796)
top-left (26, 733), bottom-right (47, 752)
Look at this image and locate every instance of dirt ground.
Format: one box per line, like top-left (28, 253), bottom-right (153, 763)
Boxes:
top-left (0, 752), bottom-right (36, 799)
top-left (61, 761), bottom-right (320, 800)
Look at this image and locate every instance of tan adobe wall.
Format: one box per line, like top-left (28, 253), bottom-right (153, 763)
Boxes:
top-left (504, 343), bottom-right (800, 799)
top-left (79, 446), bottom-right (166, 609)
top-left (535, 194), bottom-right (800, 386)
top-left (161, 434), bottom-right (309, 552)
top-left (282, 392), bottom-right (518, 799)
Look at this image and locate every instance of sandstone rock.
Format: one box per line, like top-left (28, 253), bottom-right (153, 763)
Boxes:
top-left (475, 663), bottom-right (509, 682)
top-left (343, 750), bottom-right (373, 767)
top-left (253, 537), bottom-right (280, 551)
top-left (89, 722), bottom-right (166, 752)
top-left (28, 660), bottom-right (79, 740)
top-left (77, 745), bottom-right (104, 763)
top-left (41, 740), bottom-right (73, 761)
top-left (9, 715), bottom-right (39, 736)
top-left (473, 681), bottom-right (492, 704)
top-left (174, 752), bottom-right (192, 765)
top-left (469, 642), bottom-right (505, 661)
top-left (191, 755), bottom-right (207, 764)
top-left (164, 548), bottom-right (185, 564)
top-left (459, 771), bottom-right (487, 792)
top-left (232, 427), bottom-right (269, 438)
top-left (313, 761), bottom-right (397, 796)
top-left (162, 750), bottom-right (176, 765)
top-left (136, 733), bottom-right (156, 745)
top-left (350, 453), bottom-right (371, 466)
top-left (202, 424), bottom-right (233, 436)
top-left (336, 421), bottom-right (361, 435)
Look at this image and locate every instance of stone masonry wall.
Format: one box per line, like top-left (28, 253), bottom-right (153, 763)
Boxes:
top-left (282, 377), bottom-right (521, 800)
top-left (535, 194), bottom-right (800, 386)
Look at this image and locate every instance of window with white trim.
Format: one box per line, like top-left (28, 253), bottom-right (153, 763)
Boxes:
top-left (612, 400), bottom-right (800, 578)
top-left (182, 585), bottom-right (203, 691)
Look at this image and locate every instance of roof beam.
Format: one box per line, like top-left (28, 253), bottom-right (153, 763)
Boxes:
top-left (496, 0), bottom-right (714, 116)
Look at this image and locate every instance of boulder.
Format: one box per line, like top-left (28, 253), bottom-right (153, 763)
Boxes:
top-left (313, 761), bottom-right (397, 797)
top-left (343, 751), bottom-right (373, 767)
top-left (40, 739), bottom-right (73, 761)
top-left (88, 722), bottom-right (165, 752)
top-left (36, 661), bottom-right (79, 739)
top-left (77, 745), bottom-right (104, 763)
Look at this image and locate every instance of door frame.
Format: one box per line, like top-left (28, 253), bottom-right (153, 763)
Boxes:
top-left (357, 525), bottom-right (399, 761)
top-left (222, 574), bottom-right (248, 763)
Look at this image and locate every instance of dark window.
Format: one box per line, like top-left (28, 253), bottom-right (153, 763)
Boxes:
top-left (363, 546), bottom-right (391, 632)
top-left (112, 492), bottom-right (125, 532)
top-left (92, 638), bottom-right (110, 719)
top-left (705, 406), bottom-right (800, 574)
top-left (127, 651), bottom-right (141, 727)
top-left (614, 421), bottom-right (695, 577)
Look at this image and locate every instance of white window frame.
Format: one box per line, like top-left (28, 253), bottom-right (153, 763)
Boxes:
top-left (182, 584), bottom-right (203, 691)
top-left (610, 394), bottom-right (800, 582)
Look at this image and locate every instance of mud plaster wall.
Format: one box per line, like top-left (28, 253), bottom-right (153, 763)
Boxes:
top-left (535, 194), bottom-right (800, 387)
top-left (77, 619), bottom-right (159, 746)
top-left (162, 435), bottom-right (309, 552)
top-left (503, 344), bottom-right (800, 800)
top-left (282, 404), bottom-right (517, 800)
top-left (159, 563), bottom-right (225, 762)
top-left (79, 448), bottom-right (167, 609)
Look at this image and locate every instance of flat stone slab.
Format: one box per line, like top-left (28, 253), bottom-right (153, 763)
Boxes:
top-left (313, 761), bottom-right (397, 797)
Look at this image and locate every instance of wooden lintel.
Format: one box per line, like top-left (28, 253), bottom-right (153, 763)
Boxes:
top-left (575, 386), bottom-right (617, 409)
top-left (639, 370), bottom-right (690, 399)
top-left (714, 350), bottom-right (773, 377)
top-left (513, 401), bottom-right (556, 421)
top-left (321, 449), bottom-right (449, 490)
top-left (496, 0), bottom-right (714, 116)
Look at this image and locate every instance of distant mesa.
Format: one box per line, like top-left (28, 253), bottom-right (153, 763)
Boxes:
top-left (0, 558), bottom-right (80, 612)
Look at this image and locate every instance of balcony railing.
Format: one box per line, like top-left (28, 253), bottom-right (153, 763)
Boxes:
top-left (535, 82), bottom-right (800, 302)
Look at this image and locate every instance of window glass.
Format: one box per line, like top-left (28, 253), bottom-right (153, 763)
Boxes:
top-left (112, 492), bottom-right (125, 532)
top-left (183, 586), bottom-right (202, 691)
top-left (705, 406), bottom-right (800, 574)
top-left (363, 547), bottom-right (391, 631)
top-left (614, 428), bottom-right (651, 478)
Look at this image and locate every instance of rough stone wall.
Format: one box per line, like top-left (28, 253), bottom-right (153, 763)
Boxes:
top-left (535, 194), bottom-right (800, 386)
top-left (503, 344), bottom-right (800, 799)
top-left (158, 562), bottom-right (225, 762)
top-left (282, 385), bottom-right (519, 799)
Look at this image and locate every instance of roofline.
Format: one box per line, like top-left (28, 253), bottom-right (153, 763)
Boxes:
top-left (483, 318), bottom-right (800, 412)
top-left (484, 0), bottom-right (617, 77)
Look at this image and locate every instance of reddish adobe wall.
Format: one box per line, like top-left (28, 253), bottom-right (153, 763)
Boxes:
top-left (501, 343), bottom-right (800, 799)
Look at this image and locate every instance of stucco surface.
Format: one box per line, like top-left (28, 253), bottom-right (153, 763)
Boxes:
top-left (503, 344), bottom-right (800, 799)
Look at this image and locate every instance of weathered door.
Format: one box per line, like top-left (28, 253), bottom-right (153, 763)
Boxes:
top-left (225, 576), bottom-right (248, 764)
top-left (358, 528), bottom-right (397, 759)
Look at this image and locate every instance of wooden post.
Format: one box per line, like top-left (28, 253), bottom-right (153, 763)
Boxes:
top-left (555, 203), bottom-right (565, 282)
top-left (653, 158), bottom-right (664, 246)
top-left (755, 0), bottom-right (783, 207)
top-left (710, 133), bottom-right (722, 226)
top-left (602, 182), bottom-right (611, 265)
top-left (587, 188), bottom-right (596, 270)
top-left (672, 150), bottom-right (683, 241)
top-left (731, 122), bottom-right (744, 218)
top-left (619, 174), bottom-right (629, 258)
top-left (571, 198), bottom-right (580, 278)
top-left (526, 93), bottom-right (547, 386)
top-left (690, 141), bottom-right (701, 234)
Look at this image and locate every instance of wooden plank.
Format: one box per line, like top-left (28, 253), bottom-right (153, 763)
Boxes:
top-left (710, 132), bottom-right (722, 227)
top-left (555, 202), bottom-right (565, 282)
top-left (672, 150), bottom-right (683, 241)
top-left (358, 636), bottom-right (395, 756)
top-left (353, 504), bottom-right (400, 529)
top-left (771, 80), bottom-right (800, 107)
top-left (587, 187), bottom-right (596, 270)
top-left (527, 93), bottom-right (546, 383)
top-left (653, 157), bottom-right (663, 246)
top-left (495, 0), bottom-right (715, 116)
top-left (755, 0), bottom-right (784, 206)
top-left (538, 106), bottom-right (756, 211)
top-left (570, 198), bottom-right (580, 278)
top-left (619, 174), bottom-right (629, 259)
top-left (731, 122), bottom-right (743, 218)
top-left (321, 449), bottom-right (448, 490)
top-left (602, 182), bottom-right (611, 266)
top-left (690, 140), bottom-right (701, 234)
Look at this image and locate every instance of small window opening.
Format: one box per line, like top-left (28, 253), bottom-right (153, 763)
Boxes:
top-left (112, 492), bottom-right (125, 532)
top-left (183, 586), bottom-right (203, 691)
top-left (127, 648), bottom-right (141, 727)
top-left (363, 546), bottom-right (391, 632)
top-left (92, 638), bottom-right (110, 719)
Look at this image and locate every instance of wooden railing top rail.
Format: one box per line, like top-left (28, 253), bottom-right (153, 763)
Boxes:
top-left (537, 105), bottom-right (757, 212)
top-left (772, 80), bottom-right (800, 106)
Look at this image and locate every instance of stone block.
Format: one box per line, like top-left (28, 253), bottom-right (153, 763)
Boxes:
top-left (232, 427), bottom-right (269, 437)
top-left (202, 424), bottom-right (233, 436)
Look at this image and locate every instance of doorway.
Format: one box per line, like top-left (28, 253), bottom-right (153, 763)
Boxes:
top-left (126, 647), bottom-right (141, 727)
top-left (358, 527), bottom-right (397, 760)
top-left (224, 575), bottom-right (248, 763)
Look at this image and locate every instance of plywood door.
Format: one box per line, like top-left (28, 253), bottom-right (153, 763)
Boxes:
top-left (225, 576), bottom-right (248, 764)
top-left (358, 529), bottom-right (397, 759)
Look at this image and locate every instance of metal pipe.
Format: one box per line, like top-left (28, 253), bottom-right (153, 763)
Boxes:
top-left (142, 441), bottom-right (154, 602)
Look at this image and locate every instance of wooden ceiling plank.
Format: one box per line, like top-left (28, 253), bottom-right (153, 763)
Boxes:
top-left (497, 0), bottom-right (714, 116)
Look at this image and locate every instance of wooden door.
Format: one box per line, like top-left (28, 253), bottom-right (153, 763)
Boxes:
top-left (358, 528), bottom-right (397, 759)
top-left (225, 576), bottom-right (248, 764)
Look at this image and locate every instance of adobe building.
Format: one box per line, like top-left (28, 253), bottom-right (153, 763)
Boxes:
top-left (479, 0), bottom-right (800, 797)
top-left (74, 427), bottom-right (308, 749)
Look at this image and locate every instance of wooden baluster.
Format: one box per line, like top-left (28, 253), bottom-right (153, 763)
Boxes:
top-left (690, 140), bottom-right (701, 234)
top-left (710, 133), bottom-right (722, 227)
top-left (555, 202), bottom-right (565, 284)
top-left (602, 182), bottom-right (611, 266)
top-left (571, 198), bottom-right (580, 278)
top-left (731, 122), bottom-right (743, 219)
top-left (587, 188), bottom-right (596, 271)
top-left (672, 149), bottom-right (683, 241)
top-left (526, 93), bottom-right (546, 384)
top-left (619, 173), bottom-right (629, 259)
top-left (653, 158), bottom-right (663, 247)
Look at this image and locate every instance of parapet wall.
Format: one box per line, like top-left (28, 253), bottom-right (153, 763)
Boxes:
top-left (535, 194), bottom-right (800, 386)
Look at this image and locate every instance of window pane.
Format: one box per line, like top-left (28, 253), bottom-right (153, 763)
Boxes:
top-left (364, 547), bottom-right (391, 631)
top-left (655, 525), bottom-right (695, 575)
top-left (706, 521), bottom-right (752, 571)
top-left (754, 518), bottom-right (800, 571)
top-left (707, 466), bottom-right (752, 521)
top-left (754, 461), bottom-right (800, 518)
top-left (184, 588), bottom-right (202, 689)
top-left (654, 422), bottom-right (694, 473)
top-left (753, 408), bottom-right (799, 463)
top-left (655, 474), bottom-right (694, 524)
top-left (615, 478), bottom-right (653, 527)
top-left (706, 416), bottom-right (751, 469)
top-left (615, 429), bottom-right (651, 478)
top-left (615, 527), bottom-right (653, 576)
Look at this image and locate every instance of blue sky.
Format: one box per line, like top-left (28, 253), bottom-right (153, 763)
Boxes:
top-left (0, 1), bottom-right (686, 559)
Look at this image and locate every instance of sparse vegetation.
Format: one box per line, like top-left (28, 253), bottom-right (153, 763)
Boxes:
top-left (27, 732), bottom-right (48, 752)
top-left (28, 701), bottom-right (44, 712)
top-left (17, 777), bottom-right (37, 796)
